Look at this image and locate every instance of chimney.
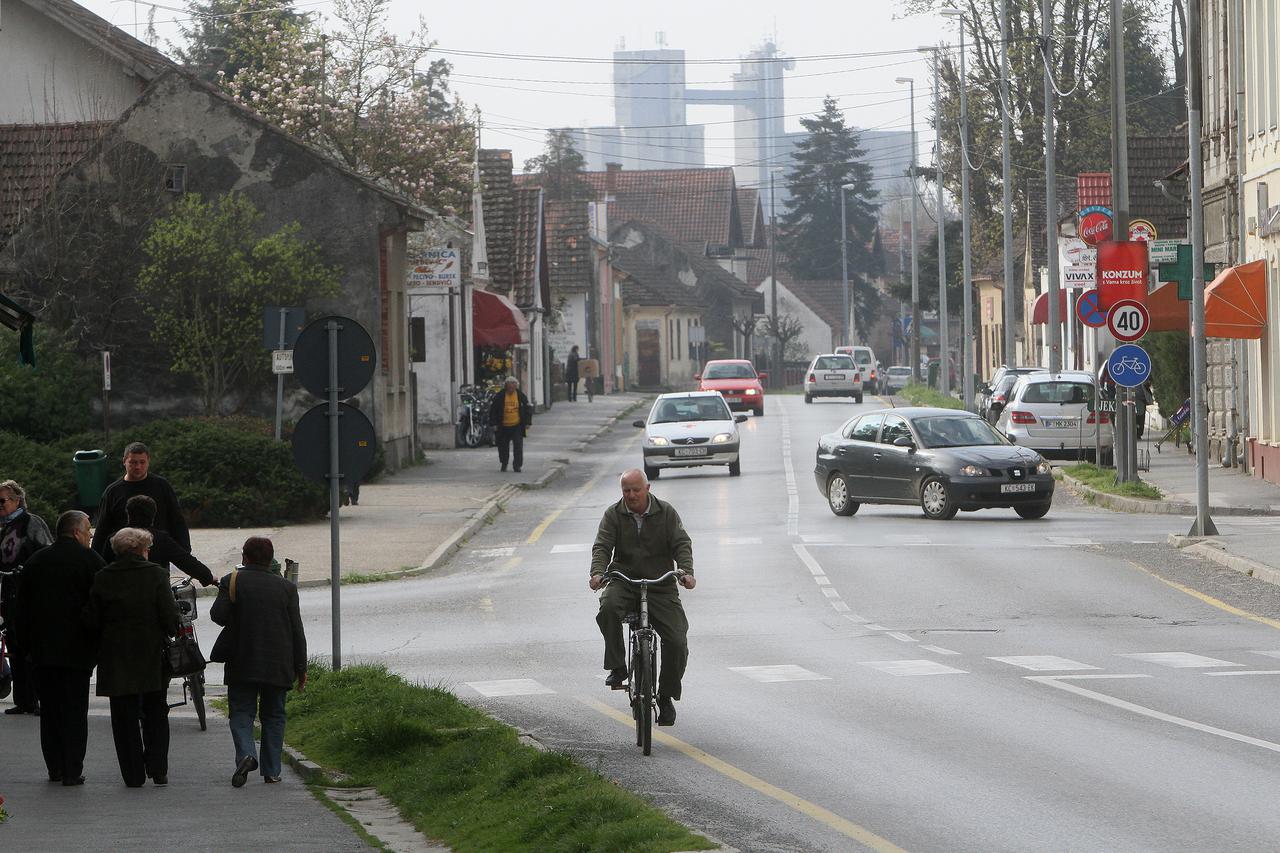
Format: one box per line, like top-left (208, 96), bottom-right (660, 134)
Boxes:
top-left (605, 162), bottom-right (622, 194)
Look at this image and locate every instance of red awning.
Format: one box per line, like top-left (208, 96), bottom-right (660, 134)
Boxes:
top-left (1031, 289), bottom-right (1069, 325)
top-left (1147, 281), bottom-right (1189, 332)
top-left (1204, 259), bottom-right (1267, 339)
top-left (472, 289), bottom-right (529, 347)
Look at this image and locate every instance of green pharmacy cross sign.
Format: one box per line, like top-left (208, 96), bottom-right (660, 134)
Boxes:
top-left (1156, 243), bottom-right (1217, 301)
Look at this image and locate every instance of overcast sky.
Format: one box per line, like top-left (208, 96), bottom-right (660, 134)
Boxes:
top-left (84, 0), bottom-right (951, 170)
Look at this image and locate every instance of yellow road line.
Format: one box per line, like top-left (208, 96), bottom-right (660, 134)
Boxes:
top-left (526, 435), bottom-right (637, 544)
top-left (1127, 559), bottom-right (1280, 630)
top-left (579, 696), bottom-right (909, 853)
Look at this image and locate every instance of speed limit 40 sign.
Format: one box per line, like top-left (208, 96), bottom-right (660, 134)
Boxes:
top-left (1107, 298), bottom-right (1150, 342)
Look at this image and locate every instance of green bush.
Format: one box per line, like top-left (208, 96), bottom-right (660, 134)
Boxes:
top-left (899, 383), bottom-right (964, 410)
top-left (0, 335), bottom-right (97, 441)
top-left (1146, 331), bottom-right (1190, 420)
top-left (0, 431), bottom-right (78, 524)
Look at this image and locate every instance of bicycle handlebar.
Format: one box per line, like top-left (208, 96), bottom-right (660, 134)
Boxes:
top-left (601, 569), bottom-right (684, 586)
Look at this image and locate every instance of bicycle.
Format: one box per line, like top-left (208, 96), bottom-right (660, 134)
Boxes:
top-left (167, 577), bottom-right (207, 731)
top-left (601, 568), bottom-right (682, 756)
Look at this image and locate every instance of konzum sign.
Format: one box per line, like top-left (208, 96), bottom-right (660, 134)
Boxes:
top-left (1095, 240), bottom-right (1149, 310)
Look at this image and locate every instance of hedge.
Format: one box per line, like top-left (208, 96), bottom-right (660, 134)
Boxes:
top-left (4, 417), bottom-right (327, 528)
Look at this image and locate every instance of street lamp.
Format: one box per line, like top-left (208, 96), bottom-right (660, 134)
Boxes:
top-left (840, 182), bottom-right (856, 347)
top-left (895, 76), bottom-right (921, 384)
top-left (918, 44), bottom-right (948, 396)
top-left (941, 7), bottom-right (976, 410)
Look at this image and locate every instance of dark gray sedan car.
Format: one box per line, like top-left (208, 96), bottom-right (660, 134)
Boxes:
top-left (814, 407), bottom-right (1055, 520)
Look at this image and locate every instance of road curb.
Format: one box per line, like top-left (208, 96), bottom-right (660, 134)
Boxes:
top-left (1060, 472), bottom-right (1280, 517)
top-left (1169, 533), bottom-right (1280, 588)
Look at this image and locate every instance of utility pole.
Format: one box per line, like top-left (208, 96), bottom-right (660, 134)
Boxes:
top-left (1234, 0), bottom-right (1249, 472)
top-left (898, 77), bottom-right (921, 383)
top-left (840, 183), bottom-right (851, 346)
top-left (944, 9), bottom-right (975, 409)
top-left (769, 170), bottom-right (779, 385)
top-left (1000, 0), bottom-right (1016, 368)
top-left (922, 45), bottom-right (950, 396)
top-left (1042, 0), bottom-right (1061, 375)
top-left (1187, 0), bottom-right (1218, 537)
top-left (1111, 0), bottom-right (1136, 483)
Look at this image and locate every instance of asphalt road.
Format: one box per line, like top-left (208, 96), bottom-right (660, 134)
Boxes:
top-left (298, 393), bottom-right (1280, 852)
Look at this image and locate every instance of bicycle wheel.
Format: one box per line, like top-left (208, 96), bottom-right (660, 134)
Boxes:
top-left (637, 633), bottom-right (653, 755)
top-left (190, 673), bottom-right (207, 731)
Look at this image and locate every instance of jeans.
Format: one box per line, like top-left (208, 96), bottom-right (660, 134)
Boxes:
top-left (566, 380), bottom-right (578, 401)
top-left (228, 682), bottom-right (288, 779)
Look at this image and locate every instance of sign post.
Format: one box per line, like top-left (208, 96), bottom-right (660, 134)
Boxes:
top-left (263, 306), bottom-right (306, 441)
top-left (102, 351), bottom-right (111, 444)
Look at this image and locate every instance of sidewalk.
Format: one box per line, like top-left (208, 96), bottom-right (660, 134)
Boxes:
top-left (0, 689), bottom-right (366, 851)
top-left (189, 394), bottom-right (648, 585)
top-left (1140, 443), bottom-right (1280, 514)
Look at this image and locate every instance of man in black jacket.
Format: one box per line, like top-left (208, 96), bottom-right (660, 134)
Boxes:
top-left (210, 536), bottom-right (306, 786)
top-left (121, 496), bottom-right (215, 587)
top-left (487, 376), bottom-right (533, 473)
top-left (17, 511), bottom-right (104, 784)
top-left (91, 442), bottom-right (189, 561)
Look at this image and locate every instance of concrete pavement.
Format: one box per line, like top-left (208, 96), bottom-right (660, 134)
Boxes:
top-left (188, 394), bottom-right (648, 585)
top-left (0, 690), bottom-right (366, 852)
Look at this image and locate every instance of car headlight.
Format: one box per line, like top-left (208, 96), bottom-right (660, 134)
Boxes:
top-left (712, 433), bottom-right (733, 444)
top-left (958, 464), bottom-right (984, 477)
top-left (744, 388), bottom-right (758, 395)
top-left (1036, 460), bottom-right (1051, 475)
top-left (647, 436), bottom-right (670, 446)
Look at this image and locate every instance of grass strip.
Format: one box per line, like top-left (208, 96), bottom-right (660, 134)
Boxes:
top-left (897, 383), bottom-right (964, 410)
top-left (1063, 463), bottom-right (1163, 500)
top-left (285, 665), bottom-right (715, 853)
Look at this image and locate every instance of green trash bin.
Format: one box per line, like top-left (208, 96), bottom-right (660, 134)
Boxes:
top-left (73, 449), bottom-right (109, 509)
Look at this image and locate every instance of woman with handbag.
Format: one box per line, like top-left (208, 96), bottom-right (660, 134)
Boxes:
top-left (83, 527), bottom-right (179, 787)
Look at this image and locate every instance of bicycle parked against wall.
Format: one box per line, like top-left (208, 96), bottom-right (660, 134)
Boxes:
top-left (456, 384), bottom-right (495, 448)
top-left (600, 568), bottom-right (682, 756)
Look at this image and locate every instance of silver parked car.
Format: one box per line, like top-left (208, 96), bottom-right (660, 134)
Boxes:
top-left (634, 391), bottom-right (747, 479)
top-left (882, 365), bottom-right (913, 394)
top-left (994, 370), bottom-right (1113, 461)
top-left (803, 354), bottom-right (863, 403)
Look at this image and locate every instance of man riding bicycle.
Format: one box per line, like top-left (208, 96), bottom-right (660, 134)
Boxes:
top-left (589, 469), bottom-right (695, 726)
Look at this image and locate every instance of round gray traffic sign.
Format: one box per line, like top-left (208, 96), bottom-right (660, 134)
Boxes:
top-left (291, 402), bottom-right (378, 486)
top-left (292, 315), bottom-right (377, 398)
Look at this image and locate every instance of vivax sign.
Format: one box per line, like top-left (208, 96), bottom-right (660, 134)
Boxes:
top-left (1095, 240), bottom-right (1149, 310)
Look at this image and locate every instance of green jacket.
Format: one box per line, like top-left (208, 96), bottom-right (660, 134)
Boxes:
top-left (83, 554), bottom-right (179, 697)
top-left (590, 494), bottom-right (693, 584)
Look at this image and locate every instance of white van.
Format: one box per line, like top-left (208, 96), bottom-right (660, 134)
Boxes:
top-left (834, 345), bottom-right (879, 393)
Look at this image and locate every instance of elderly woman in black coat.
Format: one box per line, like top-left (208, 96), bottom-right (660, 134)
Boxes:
top-left (84, 527), bottom-right (179, 787)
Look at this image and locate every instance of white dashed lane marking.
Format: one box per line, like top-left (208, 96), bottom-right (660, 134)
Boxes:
top-left (730, 665), bottom-right (830, 683)
top-left (861, 660), bottom-right (968, 677)
top-left (472, 547), bottom-right (516, 558)
top-left (1118, 652), bottom-right (1244, 668)
top-left (549, 543), bottom-right (590, 554)
top-left (721, 536), bottom-right (763, 545)
top-left (466, 679), bottom-right (555, 697)
top-left (988, 655), bottom-right (1100, 672)
top-left (920, 645), bottom-right (961, 656)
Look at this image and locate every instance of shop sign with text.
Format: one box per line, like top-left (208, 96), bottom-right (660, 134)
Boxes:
top-left (1095, 240), bottom-right (1149, 309)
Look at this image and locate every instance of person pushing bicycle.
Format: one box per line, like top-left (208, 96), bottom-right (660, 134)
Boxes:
top-left (589, 468), bottom-right (695, 726)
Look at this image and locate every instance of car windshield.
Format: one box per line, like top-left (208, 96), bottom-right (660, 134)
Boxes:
top-left (853, 352), bottom-right (872, 365)
top-left (914, 416), bottom-right (1009, 448)
top-left (651, 398), bottom-right (732, 423)
top-left (888, 367), bottom-right (911, 376)
top-left (1021, 381), bottom-right (1093, 404)
top-left (703, 363), bottom-right (757, 380)
top-left (813, 356), bottom-right (854, 370)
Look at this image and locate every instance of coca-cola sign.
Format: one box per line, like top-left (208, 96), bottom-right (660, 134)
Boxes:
top-left (1095, 240), bottom-right (1149, 310)
top-left (1079, 209), bottom-right (1114, 245)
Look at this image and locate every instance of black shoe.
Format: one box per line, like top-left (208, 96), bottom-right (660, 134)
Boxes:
top-left (264, 775), bottom-right (282, 783)
top-left (500, 464), bottom-right (507, 472)
top-left (657, 697), bottom-right (676, 726)
top-left (604, 668), bottom-right (628, 689)
top-left (232, 755), bottom-right (258, 788)
top-left (49, 772), bottom-right (62, 782)
top-left (513, 467), bottom-right (522, 473)
top-left (4, 705), bottom-right (32, 715)
top-left (61, 776), bottom-right (85, 786)
top-left (152, 775), bottom-right (168, 786)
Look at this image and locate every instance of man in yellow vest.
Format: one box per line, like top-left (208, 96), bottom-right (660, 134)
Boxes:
top-left (487, 376), bottom-right (533, 472)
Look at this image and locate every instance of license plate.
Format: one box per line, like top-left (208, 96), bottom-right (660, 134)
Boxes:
top-left (823, 373), bottom-right (845, 381)
top-left (1001, 483), bottom-right (1036, 493)
top-left (1045, 418), bottom-right (1079, 428)
top-left (673, 447), bottom-right (708, 457)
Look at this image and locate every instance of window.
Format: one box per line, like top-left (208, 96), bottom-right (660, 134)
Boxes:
top-left (1020, 381), bottom-right (1094, 404)
top-left (163, 164), bottom-right (186, 193)
top-left (814, 356), bottom-right (855, 370)
top-left (880, 416), bottom-right (912, 445)
top-left (846, 414), bottom-right (883, 442)
top-left (410, 316), bottom-right (426, 363)
top-left (703, 363), bottom-right (757, 379)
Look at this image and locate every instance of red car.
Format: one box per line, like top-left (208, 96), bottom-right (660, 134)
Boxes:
top-left (695, 359), bottom-right (767, 416)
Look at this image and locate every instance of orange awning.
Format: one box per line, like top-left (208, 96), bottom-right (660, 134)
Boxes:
top-left (1204, 259), bottom-right (1267, 339)
top-left (1031, 289), bottom-right (1069, 325)
top-left (1147, 281), bottom-right (1189, 332)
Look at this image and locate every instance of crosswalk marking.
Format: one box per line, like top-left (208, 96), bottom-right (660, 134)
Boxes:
top-left (1118, 652), bottom-right (1243, 668)
top-left (920, 645), bottom-right (960, 656)
top-left (472, 547), bottom-right (515, 558)
top-left (861, 660), bottom-right (968, 677)
top-left (1204, 670), bottom-right (1280, 677)
top-left (988, 655), bottom-right (1100, 672)
top-left (1249, 650), bottom-right (1280, 660)
top-left (721, 536), bottom-right (763, 545)
top-left (465, 678), bottom-right (555, 697)
top-left (549, 543), bottom-right (589, 554)
top-left (730, 665), bottom-right (830, 683)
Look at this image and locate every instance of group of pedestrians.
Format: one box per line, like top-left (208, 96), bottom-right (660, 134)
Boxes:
top-left (0, 442), bottom-right (307, 789)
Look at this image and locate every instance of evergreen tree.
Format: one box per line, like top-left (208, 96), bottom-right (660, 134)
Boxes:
top-left (175, 0), bottom-right (308, 83)
top-left (776, 96), bottom-right (881, 325)
top-left (523, 130), bottom-right (592, 201)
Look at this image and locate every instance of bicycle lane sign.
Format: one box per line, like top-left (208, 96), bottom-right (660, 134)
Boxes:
top-left (1107, 343), bottom-right (1152, 388)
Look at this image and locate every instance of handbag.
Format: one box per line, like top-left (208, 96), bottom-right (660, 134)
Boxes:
top-left (163, 627), bottom-right (207, 678)
top-left (209, 569), bottom-right (239, 664)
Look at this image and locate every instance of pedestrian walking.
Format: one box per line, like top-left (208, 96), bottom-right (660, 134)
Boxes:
top-left (487, 376), bottom-right (533, 473)
top-left (209, 536), bottom-right (307, 787)
top-left (125, 495), bottom-right (216, 587)
top-left (92, 442), bottom-right (189, 561)
top-left (566, 345), bottom-right (581, 402)
top-left (83, 527), bottom-right (179, 787)
top-left (17, 511), bottom-right (104, 784)
top-left (1, 479), bottom-right (54, 716)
